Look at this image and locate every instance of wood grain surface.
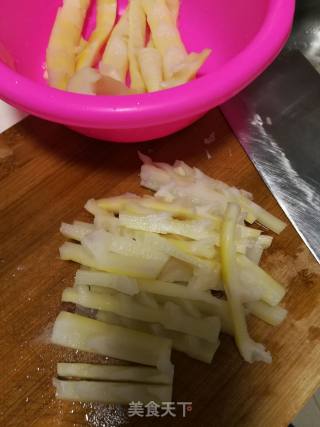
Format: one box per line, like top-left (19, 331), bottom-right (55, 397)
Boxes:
top-left (0, 110), bottom-right (319, 427)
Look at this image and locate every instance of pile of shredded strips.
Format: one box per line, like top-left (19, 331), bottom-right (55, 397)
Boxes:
top-left (52, 154), bottom-right (287, 403)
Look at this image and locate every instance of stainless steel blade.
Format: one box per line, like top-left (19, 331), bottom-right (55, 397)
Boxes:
top-left (221, 51), bottom-right (320, 263)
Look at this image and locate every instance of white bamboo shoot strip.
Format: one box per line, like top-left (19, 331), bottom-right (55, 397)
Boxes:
top-left (46, 0), bottom-right (91, 90)
top-left (53, 378), bottom-right (172, 403)
top-left (60, 221), bottom-right (95, 241)
top-left (236, 197), bottom-right (287, 234)
top-left (76, 270), bottom-right (283, 330)
top-left (134, 291), bottom-right (160, 309)
top-left (246, 244), bottom-right (264, 265)
top-left (138, 48), bottom-right (163, 92)
top-left (59, 242), bottom-right (167, 279)
top-left (90, 282), bottom-right (226, 320)
top-left (67, 67), bottom-right (101, 94)
top-left (76, 0), bottom-right (117, 70)
top-left (96, 310), bottom-right (219, 363)
top-left (85, 198), bottom-right (112, 216)
top-left (100, 10), bottom-right (129, 83)
top-left (61, 218), bottom-right (252, 259)
top-left (128, 0), bottom-right (147, 92)
top-left (139, 156), bottom-right (286, 232)
top-left (81, 229), bottom-right (168, 263)
top-left (237, 254), bottom-right (286, 306)
top-left (51, 311), bottom-right (172, 371)
top-left (57, 363), bottom-right (173, 384)
top-left (221, 203), bottom-right (272, 363)
top-left (161, 49), bottom-right (211, 89)
top-left (75, 269), bottom-right (139, 296)
top-left (158, 257), bottom-right (193, 283)
top-left (142, 0), bottom-right (187, 80)
top-left (61, 287), bottom-right (219, 342)
top-left (188, 266), bottom-right (223, 292)
top-left (151, 324), bottom-right (220, 364)
top-left (130, 230), bottom-right (218, 271)
top-left (135, 279), bottom-right (234, 334)
top-left (247, 301), bottom-right (287, 326)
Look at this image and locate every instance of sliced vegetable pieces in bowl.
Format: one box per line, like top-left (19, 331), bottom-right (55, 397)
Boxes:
top-left (46, 0), bottom-right (212, 95)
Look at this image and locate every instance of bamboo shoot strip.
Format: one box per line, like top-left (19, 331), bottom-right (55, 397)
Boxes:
top-left (76, 0), bottom-right (117, 70)
top-left (62, 287), bottom-right (220, 342)
top-left (57, 363), bottom-right (173, 384)
top-left (46, 0), bottom-right (90, 89)
top-left (100, 10), bottom-right (129, 83)
top-left (96, 310), bottom-right (219, 363)
top-left (53, 378), bottom-right (173, 403)
top-left (51, 311), bottom-right (172, 371)
top-left (220, 204), bottom-right (272, 363)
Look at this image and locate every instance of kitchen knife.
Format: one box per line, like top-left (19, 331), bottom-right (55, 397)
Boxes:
top-left (221, 5), bottom-right (320, 263)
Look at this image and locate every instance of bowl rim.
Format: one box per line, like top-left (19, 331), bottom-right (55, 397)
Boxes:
top-left (0, 0), bottom-right (295, 129)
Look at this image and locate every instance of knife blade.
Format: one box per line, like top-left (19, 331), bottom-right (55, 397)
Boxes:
top-left (221, 51), bottom-right (320, 263)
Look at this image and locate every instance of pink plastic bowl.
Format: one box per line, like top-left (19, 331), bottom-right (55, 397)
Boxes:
top-left (0, 0), bottom-right (294, 142)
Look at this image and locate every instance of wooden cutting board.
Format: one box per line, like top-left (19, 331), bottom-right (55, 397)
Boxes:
top-left (1, 110), bottom-right (319, 427)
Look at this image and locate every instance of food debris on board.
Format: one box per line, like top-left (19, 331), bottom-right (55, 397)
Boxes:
top-left (45, 0), bottom-right (211, 95)
top-left (51, 154), bottom-right (288, 403)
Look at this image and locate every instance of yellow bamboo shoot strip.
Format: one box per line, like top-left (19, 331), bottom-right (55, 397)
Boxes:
top-left (76, 0), bottom-right (117, 70)
top-left (100, 10), bottom-right (129, 82)
top-left (97, 195), bottom-right (261, 239)
top-left (221, 203), bottom-right (272, 363)
top-left (119, 212), bottom-right (217, 240)
top-left (46, 0), bottom-right (91, 89)
top-left (51, 311), bottom-right (172, 371)
top-left (53, 378), bottom-right (172, 403)
top-left (161, 49), bottom-right (211, 89)
top-left (146, 0), bottom-right (179, 48)
top-left (77, 37), bottom-right (88, 55)
top-left (165, 236), bottom-right (217, 259)
top-left (138, 48), bottom-right (163, 92)
top-left (57, 363), bottom-right (173, 384)
top-left (59, 242), bottom-right (167, 279)
top-left (61, 287), bottom-right (219, 342)
top-left (119, 214), bottom-right (258, 257)
top-left (97, 194), bottom-right (196, 219)
top-left (167, 0), bottom-right (180, 23)
top-left (128, 0), bottom-right (147, 92)
top-left (96, 310), bottom-right (219, 363)
top-left (142, 0), bottom-right (187, 80)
